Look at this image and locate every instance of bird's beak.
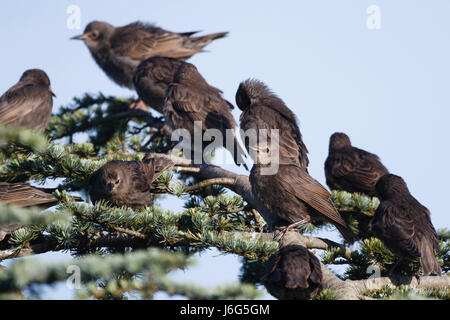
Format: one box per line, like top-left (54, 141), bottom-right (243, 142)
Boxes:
top-left (70, 34), bottom-right (88, 41)
top-left (106, 183), bottom-right (114, 192)
top-left (50, 88), bottom-right (56, 97)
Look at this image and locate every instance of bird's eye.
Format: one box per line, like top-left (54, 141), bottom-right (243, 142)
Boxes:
top-left (91, 32), bottom-right (98, 38)
top-left (265, 148), bottom-right (270, 153)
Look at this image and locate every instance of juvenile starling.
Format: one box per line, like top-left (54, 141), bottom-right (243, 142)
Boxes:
top-left (133, 56), bottom-right (185, 113)
top-left (236, 79), bottom-right (309, 168)
top-left (370, 174), bottom-right (442, 276)
top-left (325, 132), bottom-right (389, 197)
top-left (0, 182), bottom-right (81, 241)
top-left (71, 21), bottom-right (228, 89)
top-left (164, 62), bottom-right (247, 169)
top-left (0, 69), bottom-right (54, 132)
top-left (250, 149), bottom-right (357, 243)
top-left (88, 155), bottom-right (174, 209)
top-left (266, 245), bottom-right (322, 300)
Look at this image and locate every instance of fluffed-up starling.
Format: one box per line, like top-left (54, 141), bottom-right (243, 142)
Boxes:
top-left (88, 155), bottom-right (174, 210)
top-left (266, 244), bottom-right (322, 300)
top-left (370, 174), bottom-right (442, 276)
top-left (0, 69), bottom-right (54, 132)
top-left (325, 132), bottom-right (389, 197)
top-left (133, 56), bottom-right (185, 113)
top-left (164, 62), bottom-right (247, 169)
top-left (236, 79), bottom-right (309, 168)
top-left (71, 21), bottom-right (228, 90)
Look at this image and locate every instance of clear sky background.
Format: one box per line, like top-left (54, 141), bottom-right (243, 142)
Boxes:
top-left (0, 0), bottom-right (449, 299)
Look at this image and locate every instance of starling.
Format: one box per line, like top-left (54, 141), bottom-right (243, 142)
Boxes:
top-left (0, 182), bottom-right (81, 241)
top-left (164, 62), bottom-right (247, 169)
top-left (370, 174), bottom-right (442, 276)
top-left (266, 245), bottom-right (322, 300)
top-left (88, 155), bottom-right (174, 209)
top-left (0, 69), bottom-right (54, 132)
top-left (324, 132), bottom-right (389, 197)
top-left (250, 147), bottom-right (357, 243)
top-left (71, 21), bottom-right (228, 90)
top-left (133, 56), bottom-right (185, 114)
top-left (236, 79), bottom-right (309, 168)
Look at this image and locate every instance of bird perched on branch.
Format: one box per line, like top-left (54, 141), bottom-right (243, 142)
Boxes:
top-left (0, 69), bottom-right (55, 132)
top-left (266, 244), bottom-right (322, 300)
top-left (133, 56), bottom-right (185, 114)
top-left (88, 155), bottom-right (174, 209)
top-left (324, 132), bottom-right (389, 197)
top-left (71, 21), bottom-right (228, 90)
top-left (240, 80), bottom-right (356, 242)
top-left (0, 182), bottom-right (81, 241)
top-left (164, 62), bottom-right (248, 169)
top-left (236, 79), bottom-right (309, 168)
top-left (370, 174), bottom-right (442, 276)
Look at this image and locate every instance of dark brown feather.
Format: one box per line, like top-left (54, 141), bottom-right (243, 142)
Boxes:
top-left (73, 20), bottom-right (228, 89)
top-left (0, 69), bottom-right (53, 132)
top-left (88, 157), bottom-right (174, 209)
top-left (164, 62), bottom-right (247, 169)
top-left (251, 164), bottom-right (357, 243)
top-left (236, 79), bottom-right (309, 168)
top-left (266, 245), bottom-right (322, 300)
top-left (133, 56), bottom-right (185, 113)
top-left (370, 174), bottom-right (442, 275)
top-left (325, 132), bottom-right (389, 196)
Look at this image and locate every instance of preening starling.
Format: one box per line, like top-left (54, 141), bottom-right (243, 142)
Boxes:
top-left (325, 132), bottom-right (389, 197)
top-left (0, 69), bottom-right (54, 132)
top-left (370, 174), bottom-right (442, 276)
top-left (133, 56), bottom-right (185, 113)
top-left (164, 62), bottom-right (247, 169)
top-left (88, 155), bottom-right (174, 210)
top-left (0, 182), bottom-right (81, 241)
top-left (266, 245), bottom-right (322, 300)
top-left (71, 21), bottom-right (228, 89)
top-left (236, 79), bottom-right (309, 168)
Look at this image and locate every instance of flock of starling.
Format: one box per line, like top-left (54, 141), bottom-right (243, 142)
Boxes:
top-left (0, 19), bottom-right (442, 297)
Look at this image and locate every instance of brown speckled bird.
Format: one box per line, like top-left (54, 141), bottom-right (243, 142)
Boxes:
top-left (164, 62), bottom-right (247, 169)
top-left (133, 56), bottom-right (185, 113)
top-left (0, 69), bottom-right (54, 132)
top-left (266, 245), bottom-right (322, 300)
top-left (71, 21), bottom-right (228, 90)
top-left (325, 132), bottom-right (389, 197)
top-left (370, 174), bottom-right (442, 276)
top-left (0, 182), bottom-right (81, 241)
top-left (236, 79), bottom-right (309, 168)
top-left (88, 155), bottom-right (174, 209)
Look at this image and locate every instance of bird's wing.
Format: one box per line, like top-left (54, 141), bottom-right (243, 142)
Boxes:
top-left (166, 84), bottom-right (234, 131)
top-left (276, 165), bottom-right (347, 227)
top-left (0, 83), bottom-right (46, 126)
top-left (0, 182), bottom-right (57, 207)
top-left (111, 23), bottom-right (194, 61)
top-left (373, 201), bottom-right (420, 257)
top-left (327, 148), bottom-right (387, 191)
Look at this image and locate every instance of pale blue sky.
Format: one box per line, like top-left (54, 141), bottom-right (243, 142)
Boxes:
top-left (1, 1), bottom-right (449, 299)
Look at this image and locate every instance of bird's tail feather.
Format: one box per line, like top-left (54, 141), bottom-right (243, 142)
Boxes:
top-left (189, 32), bottom-right (229, 50)
top-left (336, 224), bottom-right (358, 244)
top-left (420, 240), bottom-right (442, 275)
